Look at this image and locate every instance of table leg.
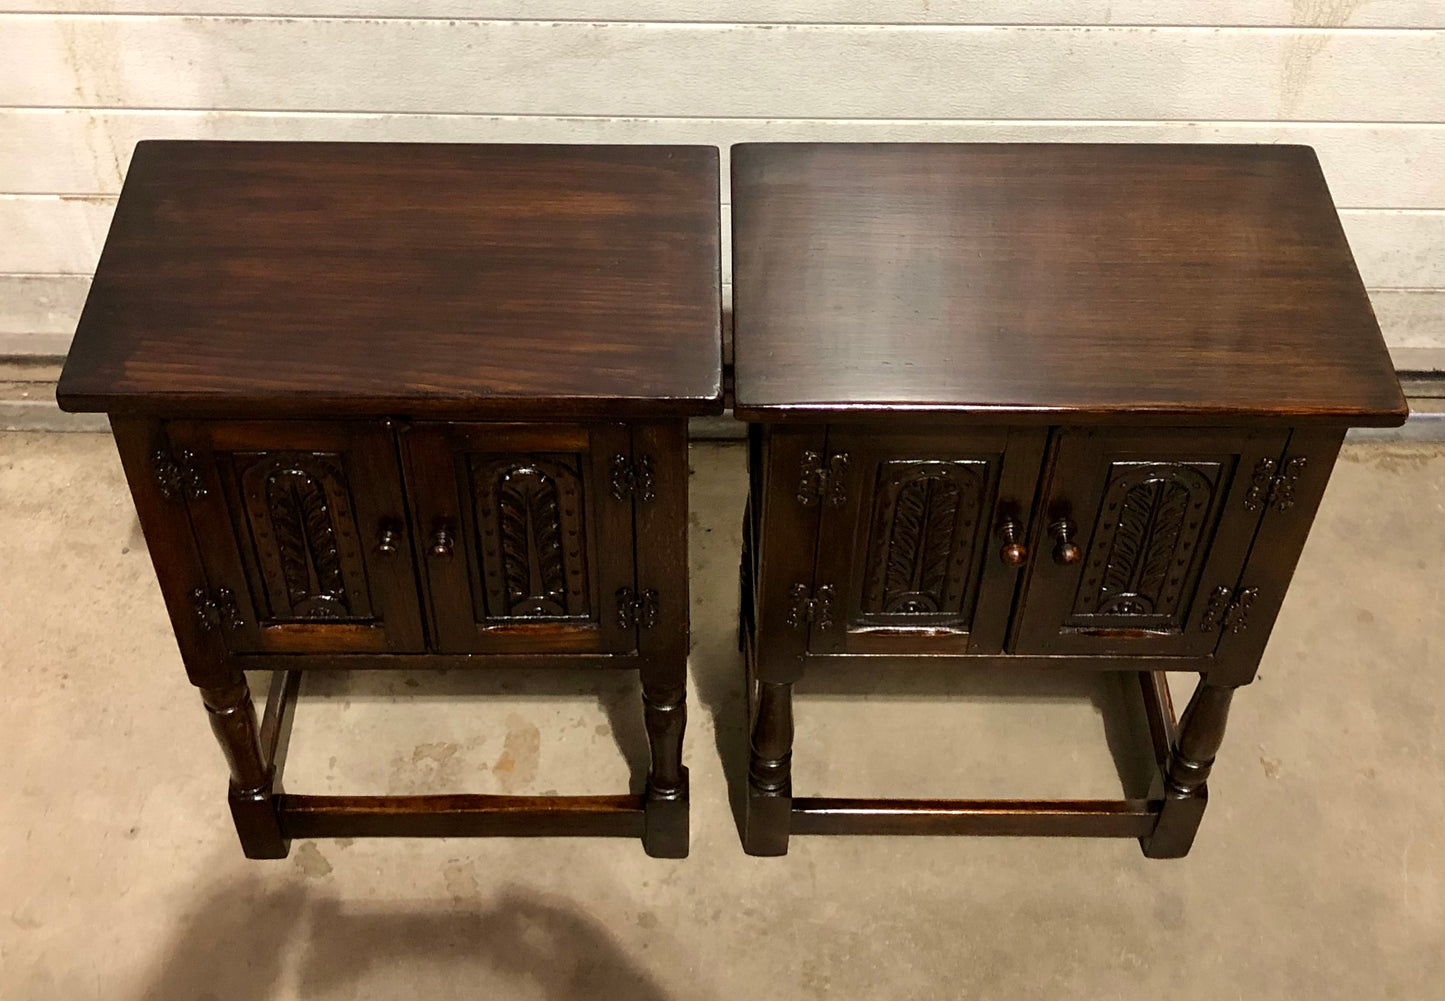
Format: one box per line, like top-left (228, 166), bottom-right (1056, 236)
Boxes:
top-left (1142, 676), bottom-right (1237, 859)
top-left (640, 666), bottom-right (689, 859)
top-left (200, 674), bottom-right (289, 859)
top-left (745, 679), bottom-right (795, 855)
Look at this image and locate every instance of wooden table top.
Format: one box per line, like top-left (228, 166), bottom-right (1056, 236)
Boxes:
top-left (57, 142), bottom-right (722, 419)
top-left (731, 143), bottom-right (1406, 427)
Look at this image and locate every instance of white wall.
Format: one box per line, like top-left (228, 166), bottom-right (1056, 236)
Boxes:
top-left (1, 4), bottom-right (1441, 368)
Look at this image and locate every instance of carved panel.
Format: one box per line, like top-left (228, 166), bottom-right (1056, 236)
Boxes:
top-left (1070, 461), bottom-right (1222, 630)
top-left (859, 461), bottom-right (987, 628)
top-left (235, 451), bottom-right (372, 621)
top-left (469, 454), bottom-right (591, 621)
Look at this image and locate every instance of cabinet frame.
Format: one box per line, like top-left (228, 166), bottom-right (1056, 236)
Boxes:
top-left (742, 420), bottom-right (1346, 858)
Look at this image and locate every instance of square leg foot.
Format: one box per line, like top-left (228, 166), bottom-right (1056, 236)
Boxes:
top-left (1140, 790), bottom-right (1207, 859)
top-left (643, 786), bottom-right (689, 859)
top-left (743, 788), bottom-right (792, 856)
top-left (229, 787), bottom-right (290, 860)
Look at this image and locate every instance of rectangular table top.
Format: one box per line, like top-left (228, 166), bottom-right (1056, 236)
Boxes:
top-left (58, 142), bottom-right (723, 419)
top-left (731, 143), bottom-right (1406, 427)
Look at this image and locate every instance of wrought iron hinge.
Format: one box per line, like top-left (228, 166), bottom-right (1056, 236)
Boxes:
top-left (1200, 585), bottom-right (1258, 634)
top-left (616, 587), bottom-right (658, 630)
top-left (786, 583), bottom-right (835, 630)
top-left (1243, 457), bottom-right (1306, 513)
top-left (153, 448), bottom-right (207, 501)
top-left (797, 451), bottom-right (849, 507)
top-left (610, 454), bottom-right (655, 503)
top-left (191, 587), bottom-right (243, 632)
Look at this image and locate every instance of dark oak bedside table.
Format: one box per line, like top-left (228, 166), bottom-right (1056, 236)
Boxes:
top-left (731, 143), bottom-right (1406, 857)
top-left (57, 141), bottom-right (721, 859)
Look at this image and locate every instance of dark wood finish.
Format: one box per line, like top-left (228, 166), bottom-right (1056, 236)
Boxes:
top-left (164, 420), bottom-right (427, 654)
top-left (810, 426), bottom-right (1047, 656)
top-left (201, 677), bottom-right (288, 858)
top-left (401, 422), bottom-right (637, 655)
top-left (633, 422), bottom-right (692, 857)
top-left (1010, 427), bottom-right (1289, 657)
top-left (744, 680), bottom-right (795, 856)
top-left (108, 417), bottom-right (232, 688)
top-left (732, 143), bottom-right (1406, 427)
top-left (750, 426), bottom-right (827, 685)
top-left (1211, 428), bottom-right (1346, 686)
top-left (278, 794), bottom-right (645, 839)
top-left (1142, 677), bottom-right (1237, 858)
top-left (790, 799), bottom-right (1158, 838)
top-left (733, 143), bottom-right (1405, 857)
top-left (57, 142), bottom-right (722, 420)
top-left (259, 669), bottom-right (303, 778)
top-left (66, 143), bottom-right (719, 859)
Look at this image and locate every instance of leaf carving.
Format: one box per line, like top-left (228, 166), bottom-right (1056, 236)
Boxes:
top-left (265, 465), bottom-right (347, 618)
top-left (884, 478), bottom-right (927, 607)
top-left (1137, 480), bottom-right (1189, 605)
top-left (497, 467), bottom-right (566, 616)
top-left (1082, 462), bottom-right (1218, 623)
top-left (916, 478), bottom-right (960, 600)
top-left (880, 472), bottom-right (962, 614)
top-left (1102, 479), bottom-right (1155, 597)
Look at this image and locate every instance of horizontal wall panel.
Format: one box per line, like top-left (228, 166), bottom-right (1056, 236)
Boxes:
top-left (0, 275), bottom-right (91, 333)
top-left (1340, 210), bottom-right (1445, 289)
top-left (1, 19), bottom-right (1441, 122)
top-left (0, 198), bottom-right (113, 274)
top-left (4, 195), bottom-right (1436, 290)
top-left (2, 276), bottom-right (1432, 364)
top-left (1369, 290), bottom-right (1445, 349)
top-left (3, 2), bottom-right (1441, 27)
top-left (2, 111), bottom-right (1441, 209)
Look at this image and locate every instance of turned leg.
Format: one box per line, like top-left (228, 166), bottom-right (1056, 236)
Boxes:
top-left (200, 676), bottom-right (288, 859)
top-left (1142, 676), bottom-right (1237, 859)
top-left (640, 671), bottom-right (689, 859)
top-left (744, 679), bottom-right (795, 856)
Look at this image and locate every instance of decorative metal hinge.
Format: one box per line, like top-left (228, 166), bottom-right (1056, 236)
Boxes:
top-left (610, 454), bottom-right (655, 503)
top-left (1243, 457), bottom-right (1306, 513)
top-left (786, 583), bottom-right (835, 630)
top-left (191, 587), bottom-right (243, 632)
top-left (153, 448), bottom-right (207, 501)
top-left (616, 587), bottom-right (659, 629)
top-left (1200, 585), bottom-right (1258, 634)
top-left (797, 451), bottom-right (849, 507)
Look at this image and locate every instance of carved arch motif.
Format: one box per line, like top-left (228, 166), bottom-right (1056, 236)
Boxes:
top-left (471, 455), bottom-right (591, 621)
top-left (1071, 462), bottom-right (1220, 627)
top-left (861, 460), bottom-right (987, 625)
top-left (238, 451), bottom-right (366, 621)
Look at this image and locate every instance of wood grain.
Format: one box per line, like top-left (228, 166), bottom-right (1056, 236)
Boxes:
top-left (55, 142), bottom-right (722, 418)
top-left (732, 143), bottom-right (1408, 425)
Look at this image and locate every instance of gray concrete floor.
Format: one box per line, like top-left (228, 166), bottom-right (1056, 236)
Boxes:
top-left (1, 433), bottom-right (1441, 1001)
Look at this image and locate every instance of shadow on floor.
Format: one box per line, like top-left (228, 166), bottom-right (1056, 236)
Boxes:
top-left (136, 872), bottom-right (669, 1001)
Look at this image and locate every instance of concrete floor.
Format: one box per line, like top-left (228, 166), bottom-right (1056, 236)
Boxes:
top-left (0, 433), bottom-right (1440, 1001)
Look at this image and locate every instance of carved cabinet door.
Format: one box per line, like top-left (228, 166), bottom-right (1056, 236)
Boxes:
top-left (402, 422), bottom-right (638, 655)
top-left (809, 427), bottom-right (1048, 655)
top-left (1010, 428), bottom-right (1291, 656)
top-left (162, 420), bottom-right (427, 653)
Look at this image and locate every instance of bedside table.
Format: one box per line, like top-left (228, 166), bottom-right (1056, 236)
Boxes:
top-left (57, 141), bottom-right (721, 859)
top-left (731, 143), bottom-right (1406, 857)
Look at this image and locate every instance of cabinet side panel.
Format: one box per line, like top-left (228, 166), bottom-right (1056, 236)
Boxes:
top-left (1212, 428), bottom-right (1346, 686)
top-left (752, 425), bottom-right (826, 683)
top-left (109, 416), bottom-right (233, 686)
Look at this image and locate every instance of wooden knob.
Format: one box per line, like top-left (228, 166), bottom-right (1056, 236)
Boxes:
top-left (376, 527), bottom-right (399, 556)
top-left (1050, 518), bottom-right (1081, 565)
top-left (997, 516), bottom-right (1028, 567)
top-left (429, 528), bottom-right (454, 558)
